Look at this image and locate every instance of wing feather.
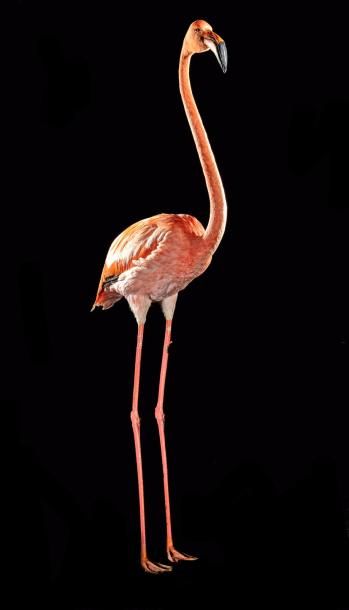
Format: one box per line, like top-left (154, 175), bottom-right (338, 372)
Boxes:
top-left (92, 213), bottom-right (204, 310)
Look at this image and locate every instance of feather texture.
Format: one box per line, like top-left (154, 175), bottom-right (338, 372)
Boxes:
top-left (92, 213), bottom-right (210, 310)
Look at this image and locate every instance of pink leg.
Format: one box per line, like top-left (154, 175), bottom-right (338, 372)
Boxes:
top-left (130, 323), bottom-right (172, 573)
top-left (155, 319), bottom-right (198, 563)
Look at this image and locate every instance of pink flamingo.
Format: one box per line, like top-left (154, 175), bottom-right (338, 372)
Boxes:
top-left (92, 20), bottom-right (228, 573)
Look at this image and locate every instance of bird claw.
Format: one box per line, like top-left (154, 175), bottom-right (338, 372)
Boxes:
top-left (167, 546), bottom-right (198, 563)
top-left (141, 558), bottom-right (172, 573)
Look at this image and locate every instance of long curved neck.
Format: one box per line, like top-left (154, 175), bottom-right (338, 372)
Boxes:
top-left (179, 48), bottom-right (227, 254)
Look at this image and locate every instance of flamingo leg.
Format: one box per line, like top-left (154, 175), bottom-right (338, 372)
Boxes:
top-left (155, 319), bottom-right (198, 563)
top-left (130, 323), bottom-right (172, 574)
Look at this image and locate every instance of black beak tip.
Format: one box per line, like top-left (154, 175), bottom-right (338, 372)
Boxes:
top-left (217, 41), bottom-right (228, 74)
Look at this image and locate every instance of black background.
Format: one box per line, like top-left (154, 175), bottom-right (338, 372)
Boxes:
top-left (6, 1), bottom-right (349, 607)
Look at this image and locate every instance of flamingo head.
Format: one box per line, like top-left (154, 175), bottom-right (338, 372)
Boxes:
top-left (184, 20), bottom-right (228, 73)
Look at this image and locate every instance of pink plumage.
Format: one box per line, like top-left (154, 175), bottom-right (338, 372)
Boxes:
top-left (92, 213), bottom-right (210, 314)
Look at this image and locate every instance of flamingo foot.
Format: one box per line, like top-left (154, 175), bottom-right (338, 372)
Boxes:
top-left (141, 558), bottom-right (173, 573)
top-left (167, 546), bottom-right (198, 563)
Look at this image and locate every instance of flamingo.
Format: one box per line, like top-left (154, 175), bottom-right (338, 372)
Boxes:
top-left (92, 19), bottom-right (228, 573)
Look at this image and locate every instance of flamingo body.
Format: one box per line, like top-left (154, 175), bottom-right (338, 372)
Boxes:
top-left (93, 213), bottom-right (211, 311)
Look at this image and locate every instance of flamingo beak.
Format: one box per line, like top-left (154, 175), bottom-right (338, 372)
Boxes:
top-left (204, 32), bottom-right (228, 73)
